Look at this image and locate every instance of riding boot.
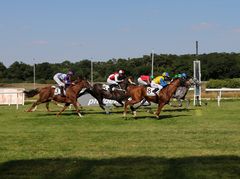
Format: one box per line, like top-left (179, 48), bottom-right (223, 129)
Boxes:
top-left (60, 86), bottom-right (65, 97)
top-left (109, 84), bottom-right (117, 92)
top-left (109, 84), bottom-right (113, 92)
top-left (153, 88), bottom-right (159, 95)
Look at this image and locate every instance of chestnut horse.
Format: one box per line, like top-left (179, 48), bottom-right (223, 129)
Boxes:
top-left (124, 78), bottom-right (186, 118)
top-left (24, 79), bottom-right (91, 117)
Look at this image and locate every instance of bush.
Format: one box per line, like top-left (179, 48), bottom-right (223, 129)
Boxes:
top-left (206, 78), bottom-right (240, 88)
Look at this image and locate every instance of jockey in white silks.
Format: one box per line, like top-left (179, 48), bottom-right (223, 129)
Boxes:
top-left (107, 70), bottom-right (125, 91)
top-left (53, 70), bottom-right (74, 96)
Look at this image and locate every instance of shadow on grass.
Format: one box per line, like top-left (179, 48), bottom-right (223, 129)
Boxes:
top-left (0, 156), bottom-right (239, 178)
top-left (163, 108), bottom-right (196, 112)
top-left (131, 114), bottom-right (190, 120)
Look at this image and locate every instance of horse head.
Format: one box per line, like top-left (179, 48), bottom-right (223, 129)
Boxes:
top-left (184, 77), bottom-right (200, 88)
top-left (72, 78), bottom-right (92, 90)
top-left (119, 76), bottom-right (136, 90)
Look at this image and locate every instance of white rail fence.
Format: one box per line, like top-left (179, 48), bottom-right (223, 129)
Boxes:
top-left (0, 88), bottom-right (25, 109)
top-left (205, 88), bottom-right (240, 106)
top-left (1, 87), bottom-right (240, 109)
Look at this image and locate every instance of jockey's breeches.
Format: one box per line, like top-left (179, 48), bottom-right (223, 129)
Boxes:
top-left (151, 81), bottom-right (163, 90)
top-left (107, 78), bottom-right (118, 85)
top-left (53, 75), bottom-right (65, 87)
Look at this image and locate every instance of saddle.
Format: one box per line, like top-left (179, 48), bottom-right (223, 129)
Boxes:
top-left (102, 84), bottom-right (110, 91)
top-left (103, 84), bottom-right (123, 92)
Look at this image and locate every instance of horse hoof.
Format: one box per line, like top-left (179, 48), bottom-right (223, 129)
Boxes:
top-left (123, 112), bottom-right (126, 117)
top-left (78, 113), bottom-right (83, 118)
top-left (133, 111), bottom-right (137, 117)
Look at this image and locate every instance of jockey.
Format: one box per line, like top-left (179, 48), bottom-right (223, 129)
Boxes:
top-left (137, 75), bottom-right (151, 86)
top-left (173, 73), bottom-right (182, 78)
top-left (151, 72), bottom-right (170, 93)
top-left (53, 70), bottom-right (74, 96)
top-left (181, 73), bottom-right (187, 79)
top-left (107, 70), bottom-right (125, 91)
top-left (173, 73), bottom-right (187, 79)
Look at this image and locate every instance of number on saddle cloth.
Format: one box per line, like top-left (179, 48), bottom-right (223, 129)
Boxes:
top-left (146, 87), bottom-right (159, 96)
top-left (52, 86), bottom-right (66, 96)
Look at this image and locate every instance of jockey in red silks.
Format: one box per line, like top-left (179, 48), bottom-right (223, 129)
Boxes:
top-left (53, 70), bottom-right (74, 96)
top-left (107, 70), bottom-right (125, 91)
top-left (137, 75), bottom-right (151, 86)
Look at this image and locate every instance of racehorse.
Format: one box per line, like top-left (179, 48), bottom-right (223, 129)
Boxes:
top-left (124, 77), bottom-right (186, 118)
top-left (24, 78), bottom-right (91, 117)
top-left (171, 78), bottom-right (199, 108)
top-left (79, 76), bottom-right (135, 113)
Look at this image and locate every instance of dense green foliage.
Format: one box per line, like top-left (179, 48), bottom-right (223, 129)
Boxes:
top-left (0, 101), bottom-right (239, 178)
top-left (206, 78), bottom-right (240, 88)
top-left (1, 52), bottom-right (240, 83)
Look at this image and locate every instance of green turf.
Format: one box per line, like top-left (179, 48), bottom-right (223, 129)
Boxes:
top-left (0, 100), bottom-right (239, 178)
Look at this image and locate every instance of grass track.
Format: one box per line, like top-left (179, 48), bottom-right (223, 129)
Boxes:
top-left (0, 100), bottom-right (239, 178)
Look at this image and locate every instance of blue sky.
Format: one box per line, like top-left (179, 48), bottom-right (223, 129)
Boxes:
top-left (0, 0), bottom-right (240, 66)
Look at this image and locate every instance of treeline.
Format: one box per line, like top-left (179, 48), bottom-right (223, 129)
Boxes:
top-left (0, 52), bottom-right (240, 83)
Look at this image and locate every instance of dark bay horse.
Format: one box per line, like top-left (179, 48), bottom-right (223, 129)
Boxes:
top-left (79, 77), bottom-right (135, 113)
top-left (24, 79), bottom-right (91, 117)
top-left (124, 78), bottom-right (186, 118)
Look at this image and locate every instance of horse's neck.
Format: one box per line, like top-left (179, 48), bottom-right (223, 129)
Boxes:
top-left (70, 83), bottom-right (83, 93)
top-left (119, 79), bottom-right (128, 89)
top-left (163, 80), bottom-right (180, 97)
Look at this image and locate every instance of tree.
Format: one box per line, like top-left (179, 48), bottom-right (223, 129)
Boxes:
top-left (6, 61), bottom-right (33, 81)
top-left (0, 62), bottom-right (7, 79)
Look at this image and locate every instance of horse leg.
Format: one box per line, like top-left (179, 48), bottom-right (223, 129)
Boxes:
top-left (99, 98), bottom-right (106, 110)
top-left (123, 101), bottom-right (129, 117)
top-left (70, 101), bottom-right (83, 117)
top-left (178, 99), bottom-right (183, 107)
top-left (46, 102), bottom-right (50, 112)
top-left (116, 100), bottom-right (124, 107)
top-left (56, 103), bottom-right (70, 117)
top-left (186, 99), bottom-right (190, 108)
top-left (123, 98), bottom-right (142, 117)
top-left (131, 98), bottom-right (147, 111)
top-left (27, 100), bottom-right (43, 112)
top-left (155, 102), bottom-right (165, 118)
top-left (45, 100), bottom-right (53, 112)
top-left (94, 95), bottom-right (106, 111)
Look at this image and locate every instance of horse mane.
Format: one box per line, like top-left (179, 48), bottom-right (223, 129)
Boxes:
top-left (159, 78), bottom-right (181, 94)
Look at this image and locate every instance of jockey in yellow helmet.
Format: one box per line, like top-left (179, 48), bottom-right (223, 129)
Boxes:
top-left (151, 72), bottom-right (170, 92)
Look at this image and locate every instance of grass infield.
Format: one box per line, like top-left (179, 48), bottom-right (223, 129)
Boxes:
top-left (0, 100), bottom-right (239, 178)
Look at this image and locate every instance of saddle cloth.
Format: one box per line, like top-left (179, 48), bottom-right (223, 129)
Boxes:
top-left (146, 87), bottom-right (160, 96)
top-left (52, 86), bottom-right (66, 96)
top-left (102, 84), bottom-right (124, 92)
top-left (102, 84), bottom-right (110, 91)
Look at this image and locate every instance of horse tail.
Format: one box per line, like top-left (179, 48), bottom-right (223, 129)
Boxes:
top-left (24, 88), bottom-right (40, 98)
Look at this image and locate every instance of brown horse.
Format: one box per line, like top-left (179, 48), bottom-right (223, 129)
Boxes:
top-left (124, 78), bottom-right (186, 118)
top-left (24, 79), bottom-right (91, 117)
top-left (78, 76), bottom-right (135, 113)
